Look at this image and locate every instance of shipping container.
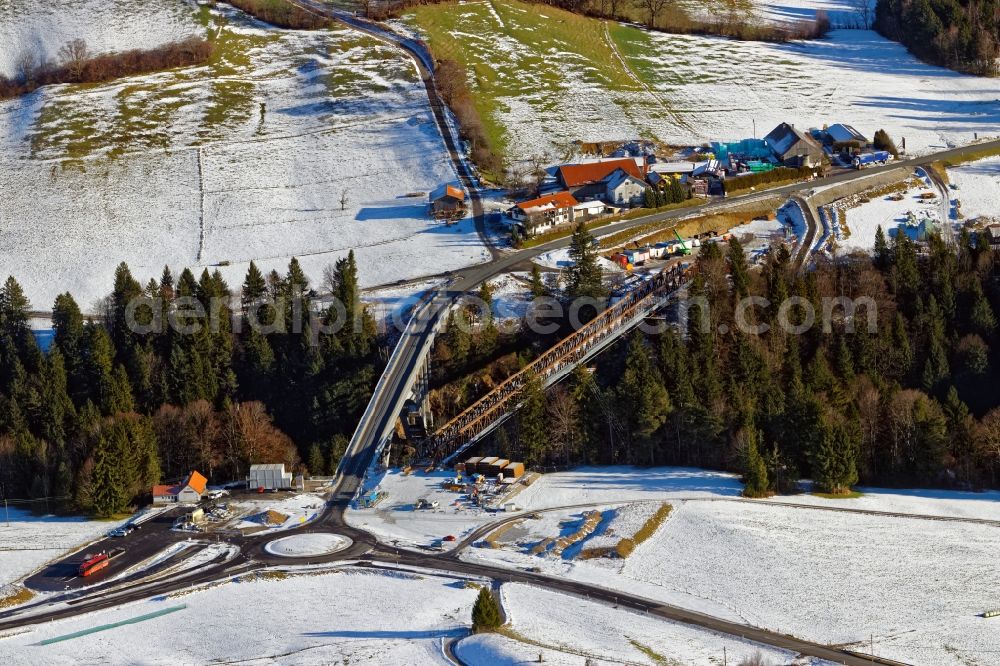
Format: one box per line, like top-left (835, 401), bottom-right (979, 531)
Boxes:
top-left (464, 457), bottom-right (483, 474)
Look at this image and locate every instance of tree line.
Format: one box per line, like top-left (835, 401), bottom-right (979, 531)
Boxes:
top-left (477, 225), bottom-right (1000, 494)
top-left (876, 0), bottom-right (999, 76)
top-left (0, 252), bottom-right (381, 515)
top-left (0, 37), bottom-right (214, 100)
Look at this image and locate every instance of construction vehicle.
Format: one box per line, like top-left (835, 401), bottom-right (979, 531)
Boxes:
top-left (673, 230), bottom-right (692, 256)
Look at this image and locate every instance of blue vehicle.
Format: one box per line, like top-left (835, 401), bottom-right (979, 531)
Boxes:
top-left (853, 150), bottom-right (891, 169)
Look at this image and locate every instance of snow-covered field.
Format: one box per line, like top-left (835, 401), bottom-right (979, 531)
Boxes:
top-left (0, 568), bottom-right (478, 664)
top-left (404, 0), bottom-right (999, 162)
top-left (535, 247), bottom-right (621, 273)
top-left (623, 500), bottom-right (1000, 665)
top-left (0, 507), bottom-right (127, 591)
top-left (228, 492), bottom-right (326, 532)
top-left (619, 28), bottom-right (1000, 155)
top-left (456, 583), bottom-right (820, 666)
top-left (949, 156), bottom-right (1000, 223)
top-left (0, 0), bottom-right (203, 79)
top-left (0, 6), bottom-right (488, 311)
top-left (579, 501), bottom-right (664, 552)
top-left (345, 466), bottom-right (742, 550)
top-left (838, 172), bottom-right (941, 250)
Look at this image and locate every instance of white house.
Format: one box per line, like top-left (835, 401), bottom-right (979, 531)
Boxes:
top-left (249, 463), bottom-right (293, 491)
top-left (604, 169), bottom-right (647, 207)
top-left (509, 191), bottom-right (579, 234)
top-left (152, 470), bottom-right (208, 505)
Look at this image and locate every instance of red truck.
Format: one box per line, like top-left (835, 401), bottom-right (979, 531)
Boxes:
top-left (79, 552), bottom-right (109, 577)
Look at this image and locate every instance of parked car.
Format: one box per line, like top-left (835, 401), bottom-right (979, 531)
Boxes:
top-left (443, 535), bottom-right (457, 542)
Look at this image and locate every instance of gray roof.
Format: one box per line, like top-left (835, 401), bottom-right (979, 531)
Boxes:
top-left (765, 122), bottom-right (822, 158)
top-left (827, 123), bottom-right (867, 143)
top-left (250, 463), bottom-right (287, 471)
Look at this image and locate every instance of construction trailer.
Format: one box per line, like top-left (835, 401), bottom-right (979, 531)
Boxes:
top-left (248, 464), bottom-right (293, 491)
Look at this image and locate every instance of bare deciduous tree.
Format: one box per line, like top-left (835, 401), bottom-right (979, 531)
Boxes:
top-left (850, 0), bottom-right (872, 28)
top-left (340, 189), bottom-right (349, 211)
top-left (635, 0), bottom-right (669, 27)
top-left (15, 51), bottom-right (36, 83)
top-left (546, 386), bottom-right (580, 466)
top-left (58, 38), bottom-right (90, 79)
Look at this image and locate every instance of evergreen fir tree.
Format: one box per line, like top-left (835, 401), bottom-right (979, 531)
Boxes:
top-left (529, 264), bottom-right (546, 298)
top-left (618, 333), bottom-right (670, 464)
top-left (741, 425), bottom-right (769, 498)
top-left (726, 237), bottom-right (750, 299)
top-left (308, 442), bottom-right (326, 476)
top-left (471, 587), bottom-right (502, 632)
top-left (812, 422), bottom-right (859, 495)
top-left (516, 376), bottom-right (548, 465)
top-left (873, 225), bottom-right (890, 269)
top-left (566, 221), bottom-right (607, 301)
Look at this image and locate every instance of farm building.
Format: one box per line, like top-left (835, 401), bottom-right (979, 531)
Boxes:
top-left (429, 184), bottom-right (466, 220)
top-left (152, 470), bottom-right (208, 505)
top-left (604, 169), bottom-right (647, 207)
top-left (825, 123), bottom-right (868, 145)
top-left (509, 191), bottom-right (579, 234)
top-left (249, 463), bottom-right (293, 491)
top-left (984, 224), bottom-right (1000, 247)
top-left (764, 122), bottom-right (825, 168)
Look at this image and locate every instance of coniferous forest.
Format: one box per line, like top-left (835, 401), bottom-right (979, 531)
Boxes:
top-left (0, 252), bottom-right (379, 516)
top-left (3, 225), bottom-right (1000, 515)
top-left (876, 0), bottom-right (1000, 76)
top-left (470, 226), bottom-right (1000, 495)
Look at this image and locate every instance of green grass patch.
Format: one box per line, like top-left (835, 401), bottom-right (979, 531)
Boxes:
top-left (628, 638), bottom-right (680, 665)
top-left (402, 0), bottom-right (648, 158)
top-left (812, 491), bottom-right (864, 499)
top-left (0, 587), bottom-right (34, 609)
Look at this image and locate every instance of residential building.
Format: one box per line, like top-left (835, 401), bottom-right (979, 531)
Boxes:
top-left (985, 224), bottom-right (1000, 247)
top-left (764, 122), bottom-right (825, 168)
top-left (509, 191), bottom-right (579, 235)
top-left (249, 463), bottom-right (294, 491)
top-left (555, 157), bottom-right (647, 200)
top-left (152, 470), bottom-right (208, 505)
top-left (604, 169), bottom-right (647, 207)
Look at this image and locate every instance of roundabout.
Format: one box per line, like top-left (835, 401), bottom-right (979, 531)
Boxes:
top-left (263, 533), bottom-right (353, 558)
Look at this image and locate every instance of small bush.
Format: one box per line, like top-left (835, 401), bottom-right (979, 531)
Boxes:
top-left (615, 538), bottom-right (635, 558)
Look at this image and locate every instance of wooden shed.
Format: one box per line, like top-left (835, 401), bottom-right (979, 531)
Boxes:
top-left (429, 184), bottom-right (466, 220)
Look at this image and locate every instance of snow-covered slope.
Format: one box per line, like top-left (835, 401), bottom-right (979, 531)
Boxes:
top-left (0, 7), bottom-right (488, 311)
top-left (0, 0), bottom-right (203, 79)
top-left (0, 568), bottom-right (476, 664)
